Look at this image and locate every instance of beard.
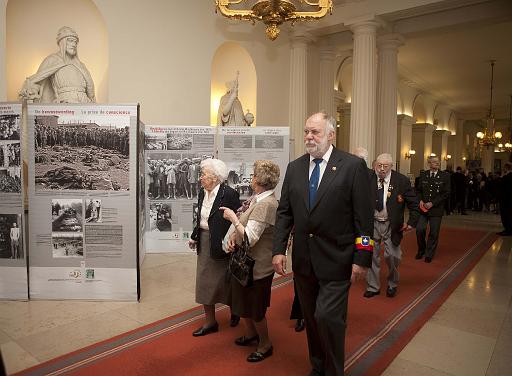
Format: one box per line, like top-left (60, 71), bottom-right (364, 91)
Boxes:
top-left (305, 136), bottom-right (330, 157)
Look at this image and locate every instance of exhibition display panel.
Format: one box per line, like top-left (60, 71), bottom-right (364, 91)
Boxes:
top-left (0, 102), bottom-right (27, 300)
top-left (27, 104), bottom-right (140, 301)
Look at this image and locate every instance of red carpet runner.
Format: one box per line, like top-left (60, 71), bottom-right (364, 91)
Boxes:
top-left (16, 228), bottom-right (496, 376)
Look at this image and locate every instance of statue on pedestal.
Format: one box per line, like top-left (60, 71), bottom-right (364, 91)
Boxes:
top-left (217, 71), bottom-right (254, 126)
top-left (19, 26), bottom-right (96, 103)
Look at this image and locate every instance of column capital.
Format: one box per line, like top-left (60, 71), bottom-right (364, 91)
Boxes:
top-left (377, 33), bottom-right (405, 50)
top-left (412, 123), bottom-right (435, 134)
top-left (397, 114), bottom-right (414, 126)
top-left (318, 44), bottom-right (336, 60)
top-left (348, 19), bottom-right (381, 34)
top-left (289, 28), bottom-right (315, 46)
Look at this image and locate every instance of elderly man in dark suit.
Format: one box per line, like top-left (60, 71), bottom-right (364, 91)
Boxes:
top-left (415, 155), bottom-right (451, 263)
top-left (272, 112), bottom-right (374, 376)
top-left (364, 153), bottom-right (419, 298)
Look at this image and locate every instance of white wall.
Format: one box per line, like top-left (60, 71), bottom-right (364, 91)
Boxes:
top-left (4, 0), bottom-right (291, 127)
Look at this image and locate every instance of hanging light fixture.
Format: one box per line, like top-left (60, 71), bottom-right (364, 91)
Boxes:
top-left (476, 60), bottom-right (503, 147)
top-left (215, 0), bottom-right (333, 41)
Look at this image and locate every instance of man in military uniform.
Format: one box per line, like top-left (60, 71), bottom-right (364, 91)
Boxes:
top-left (415, 155), bottom-right (450, 263)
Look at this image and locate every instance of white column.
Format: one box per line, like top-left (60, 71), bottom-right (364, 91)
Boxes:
top-left (376, 34), bottom-right (404, 161)
top-left (396, 114), bottom-right (414, 175)
top-left (432, 130), bottom-right (450, 170)
top-left (318, 45), bottom-right (336, 117)
top-left (481, 146), bottom-right (493, 173)
top-left (338, 102), bottom-right (351, 153)
top-left (411, 123), bottom-right (435, 177)
top-left (288, 31), bottom-right (312, 159)
top-left (349, 21), bottom-right (379, 162)
top-left (453, 119), bottom-right (465, 168)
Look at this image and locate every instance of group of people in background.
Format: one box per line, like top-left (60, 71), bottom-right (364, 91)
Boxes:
top-left (147, 158), bottom-right (200, 200)
top-left (440, 164), bottom-right (512, 236)
top-left (182, 110), bottom-right (511, 375)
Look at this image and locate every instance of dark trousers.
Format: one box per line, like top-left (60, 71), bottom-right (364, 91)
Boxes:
top-left (289, 280), bottom-right (303, 320)
top-left (416, 214), bottom-right (443, 258)
top-left (500, 203), bottom-right (512, 232)
top-left (295, 272), bottom-right (350, 376)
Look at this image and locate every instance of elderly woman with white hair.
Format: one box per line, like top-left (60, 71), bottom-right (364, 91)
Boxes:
top-left (189, 158), bottom-right (240, 336)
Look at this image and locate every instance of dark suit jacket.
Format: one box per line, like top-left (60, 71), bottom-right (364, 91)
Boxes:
top-left (272, 147), bottom-right (374, 281)
top-left (191, 183), bottom-right (240, 260)
top-left (370, 170), bottom-right (419, 246)
top-left (416, 170), bottom-right (451, 217)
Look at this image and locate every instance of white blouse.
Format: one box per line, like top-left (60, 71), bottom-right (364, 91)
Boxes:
top-left (199, 184), bottom-right (220, 230)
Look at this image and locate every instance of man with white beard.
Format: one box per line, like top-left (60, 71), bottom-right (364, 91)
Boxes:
top-left (273, 112), bottom-right (374, 375)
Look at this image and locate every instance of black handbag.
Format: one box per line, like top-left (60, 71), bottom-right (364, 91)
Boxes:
top-left (228, 233), bottom-right (255, 287)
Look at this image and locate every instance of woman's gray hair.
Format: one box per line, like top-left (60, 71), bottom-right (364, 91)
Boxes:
top-left (200, 158), bottom-right (228, 182)
top-left (253, 160), bottom-right (280, 190)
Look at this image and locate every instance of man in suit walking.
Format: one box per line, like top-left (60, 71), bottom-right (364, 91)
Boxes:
top-left (364, 153), bottom-right (419, 298)
top-left (272, 112), bottom-right (374, 376)
top-left (415, 155), bottom-right (450, 263)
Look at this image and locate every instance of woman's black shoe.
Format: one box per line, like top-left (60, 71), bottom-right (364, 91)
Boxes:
top-left (294, 319), bottom-right (305, 332)
top-left (192, 322), bottom-right (219, 337)
top-left (230, 314), bottom-right (240, 327)
top-left (247, 346), bottom-right (273, 362)
top-left (235, 334), bottom-right (260, 346)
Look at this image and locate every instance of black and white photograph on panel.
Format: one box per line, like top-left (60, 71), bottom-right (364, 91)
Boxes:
top-left (52, 198), bottom-right (83, 232)
top-left (0, 141), bottom-right (22, 193)
top-left (167, 133), bottom-right (192, 150)
top-left (0, 114), bottom-right (21, 140)
top-left (145, 133), bottom-right (167, 150)
top-left (0, 214), bottom-right (22, 259)
top-left (147, 153), bottom-right (209, 201)
top-left (225, 161), bottom-right (254, 199)
top-left (52, 232), bottom-right (83, 258)
top-left (85, 198), bottom-right (102, 223)
top-left (34, 115), bottom-right (130, 191)
top-left (149, 202), bottom-right (173, 232)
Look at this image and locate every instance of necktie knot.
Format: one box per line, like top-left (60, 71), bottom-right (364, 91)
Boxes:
top-left (313, 158), bottom-right (323, 166)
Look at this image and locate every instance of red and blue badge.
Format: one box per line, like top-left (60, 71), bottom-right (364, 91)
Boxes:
top-left (355, 236), bottom-right (374, 251)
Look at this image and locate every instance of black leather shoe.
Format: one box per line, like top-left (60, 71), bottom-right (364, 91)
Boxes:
top-left (386, 286), bottom-right (397, 297)
top-left (497, 231), bottom-right (512, 236)
top-left (424, 256), bottom-right (432, 263)
top-left (363, 290), bottom-right (380, 298)
top-left (415, 252), bottom-right (424, 260)
top-left (192, 322), bottom-right (218, 337)
top-left (247, 346), bottom-right (273, 362)
top-left (235, 334), bottom-right (259, 346)
top-left (294, 319), bottom-right (305, 332)
top-left (230, 314), bottom-right (240, 327)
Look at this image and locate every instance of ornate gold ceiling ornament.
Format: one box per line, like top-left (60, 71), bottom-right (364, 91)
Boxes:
top-left (215, 0), bottom-right (333, 41)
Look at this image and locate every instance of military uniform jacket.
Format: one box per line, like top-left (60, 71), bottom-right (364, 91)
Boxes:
top-left (272, 147), bottom-right (374, 281)
top-left (416, 170), bottom-right (451, 217)
top-left (370, 170), bottom-right (420, 246)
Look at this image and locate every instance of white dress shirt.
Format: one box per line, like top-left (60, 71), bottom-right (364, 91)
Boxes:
top-left (309, 144), bottom-right (333, 185)
top-left (199, 183), bottom-right (220, 230)
top-left (374, 171), bottom-right (391, 221)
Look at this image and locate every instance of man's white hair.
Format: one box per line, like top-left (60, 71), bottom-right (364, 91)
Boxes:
top-left (352, 147), bottom-right (368, 163)
top-left (376, 153), bottom-right (393, 164)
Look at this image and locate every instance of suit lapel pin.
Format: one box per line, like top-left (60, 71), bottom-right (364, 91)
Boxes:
top-left (332, 166), bottom-right (336, 171)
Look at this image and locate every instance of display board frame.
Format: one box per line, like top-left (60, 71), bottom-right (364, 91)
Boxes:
top-left (27, 103), bottom-right (140, 301)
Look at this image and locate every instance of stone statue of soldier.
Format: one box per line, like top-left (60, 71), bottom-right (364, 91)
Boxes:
top-left (217, 71), bottom-right (254, 126)
top-left (19, 26), bottom-right (96, 103)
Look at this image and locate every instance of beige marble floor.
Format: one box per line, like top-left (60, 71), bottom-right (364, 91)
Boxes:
top-left (1, 211), bottom-right (510, 375)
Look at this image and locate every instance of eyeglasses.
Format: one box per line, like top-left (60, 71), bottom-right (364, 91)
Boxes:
top-left (376, 164), bottom-right (391, 169)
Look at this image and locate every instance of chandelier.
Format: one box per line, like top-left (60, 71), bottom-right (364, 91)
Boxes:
top-left (476, 60), bottom-right (502, 147)
top-left (215, 0), bottom-right (333, 41)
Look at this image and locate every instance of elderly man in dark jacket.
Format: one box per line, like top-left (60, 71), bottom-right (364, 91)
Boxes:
top-left (364, 153), bottom-right (419, 298)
